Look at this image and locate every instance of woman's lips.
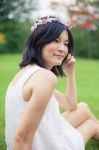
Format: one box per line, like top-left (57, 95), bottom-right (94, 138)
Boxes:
top-left (54, 54), bottom-right (65, 58)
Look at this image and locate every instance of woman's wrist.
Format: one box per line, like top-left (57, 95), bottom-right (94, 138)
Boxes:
top-left (66, 72), bottom-right (76, 78)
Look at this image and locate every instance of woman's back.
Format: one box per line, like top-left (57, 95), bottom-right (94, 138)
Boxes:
top-left (5, 66), bottom-right (43, 149)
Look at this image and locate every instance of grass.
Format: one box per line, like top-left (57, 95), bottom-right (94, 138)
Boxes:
top-left (0, 54), bottom-right (99, 149)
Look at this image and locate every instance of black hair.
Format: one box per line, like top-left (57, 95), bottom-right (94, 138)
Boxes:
top-left (19, 17), bottom-right (74, 76)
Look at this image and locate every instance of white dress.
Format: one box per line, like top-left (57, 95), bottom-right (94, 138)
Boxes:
top-left (5, 66), bottom-right (85, 150)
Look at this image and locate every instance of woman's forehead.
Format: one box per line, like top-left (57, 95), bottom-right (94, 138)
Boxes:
top-left (58, 30), bottom-right (68, 41)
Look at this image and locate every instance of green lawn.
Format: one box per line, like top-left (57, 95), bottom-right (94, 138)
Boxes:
top-left (0, 54), bottom-right (99, 149)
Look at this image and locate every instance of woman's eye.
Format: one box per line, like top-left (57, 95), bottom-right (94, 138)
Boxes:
top-left (55, 39), bottom-right (59, 43)
top-left (65, 43), bottom-right (68, 46)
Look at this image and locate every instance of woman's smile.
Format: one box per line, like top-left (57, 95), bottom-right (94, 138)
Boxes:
top-left (53, 53), bottom-right (65, 60)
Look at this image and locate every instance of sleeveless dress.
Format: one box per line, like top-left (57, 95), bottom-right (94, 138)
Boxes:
top-left (5, 65), bottom-right (85, 150)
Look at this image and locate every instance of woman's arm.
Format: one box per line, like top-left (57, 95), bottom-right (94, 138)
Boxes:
top-left (54, 56), bottom-right (77, 111)
top-left (13, 69), bottom-right (57, 150)
top-left (54, 89), bottom-right (72, 110)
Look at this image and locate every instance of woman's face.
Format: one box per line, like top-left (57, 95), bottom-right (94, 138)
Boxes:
top-left (42, 30), bottom-right (69, 69)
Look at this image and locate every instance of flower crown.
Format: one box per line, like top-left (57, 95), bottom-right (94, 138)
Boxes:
top-left (31, 16), bottom-right (72, 31)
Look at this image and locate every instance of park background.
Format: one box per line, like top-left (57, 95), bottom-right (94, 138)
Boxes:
top-left (0, 0), bottom-right (99, 149)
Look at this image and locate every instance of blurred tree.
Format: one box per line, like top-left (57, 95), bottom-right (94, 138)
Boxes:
top-left (72, 26), bottom-right (99, 59)
top-left (0, 0), bottom-right (38, 53)
top-left (68, 0), bottom-right (99, 30)
top-left (0, 20), bottom-right (31, 53)
top-left (68, 0), bottom-right (99, 58)
top-left (0, 0), bottom-right (38, 22)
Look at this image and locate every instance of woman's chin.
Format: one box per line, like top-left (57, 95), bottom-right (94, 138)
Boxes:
top-left (55, 61), bottom-right (62, 66)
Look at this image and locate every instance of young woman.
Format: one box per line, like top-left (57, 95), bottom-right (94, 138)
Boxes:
top-left (5, 16), bottom-right (99, 150)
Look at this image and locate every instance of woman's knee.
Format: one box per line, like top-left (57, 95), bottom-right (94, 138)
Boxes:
top-left (77, 102), bottom-right (89, 110)
top-left (77, 102), bottom-right (90, 117)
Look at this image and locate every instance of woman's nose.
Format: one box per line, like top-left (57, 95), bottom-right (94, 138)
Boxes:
top-left (58, 43), bottom-right (66, 52)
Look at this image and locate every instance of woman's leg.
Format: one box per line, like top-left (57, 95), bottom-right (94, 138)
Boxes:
top-left (76, 119), bottom-right (99, 144)
top-left (62, 102), bottom-right (99, 143)
top-left (62, 102), bottom-right (99, 128)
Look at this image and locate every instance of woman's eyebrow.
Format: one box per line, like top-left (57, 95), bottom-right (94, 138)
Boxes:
top-left (65, 39), bottom-right (68, 42)
top-left (58, 37), bottom-right (68, 42)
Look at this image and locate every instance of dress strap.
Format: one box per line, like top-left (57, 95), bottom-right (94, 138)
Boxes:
top-left (16, 65), bottom-right (41, 87)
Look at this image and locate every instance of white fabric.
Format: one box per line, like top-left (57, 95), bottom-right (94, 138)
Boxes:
top-left (5, 66), bottom-right (85, 150)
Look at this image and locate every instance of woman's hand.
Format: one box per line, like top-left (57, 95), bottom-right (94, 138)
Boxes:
top-left (62, 55), bottom-right (76, 77)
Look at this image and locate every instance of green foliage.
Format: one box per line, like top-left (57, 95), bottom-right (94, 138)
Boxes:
top-left (0, 0), bottom-right (36, 53)
top-left (0, 0), bottom-right (14, 22)
top-left (72, 27), bottom-right (99, 59)
top-left (0, 20), bottom-right (31, 53)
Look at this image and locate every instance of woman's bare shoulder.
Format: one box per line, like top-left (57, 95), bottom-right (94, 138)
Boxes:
top-left (31, 68), bottom-right (57, 86)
